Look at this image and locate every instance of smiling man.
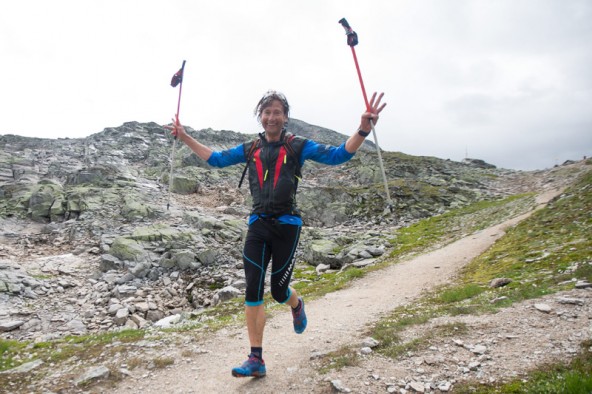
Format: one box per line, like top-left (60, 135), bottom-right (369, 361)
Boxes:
top-left (166, 89), bottom-right (386, 378)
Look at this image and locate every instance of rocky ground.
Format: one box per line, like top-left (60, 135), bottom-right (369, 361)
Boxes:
top-left (1, 123), bottom-right (590, 392)
top-left (3, 188), bottom-right (588, 393)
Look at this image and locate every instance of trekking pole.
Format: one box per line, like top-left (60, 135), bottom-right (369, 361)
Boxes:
top-left (167, 60), bottom-right (186, 210)
top-left (338, 18), bottom-right (393, 210)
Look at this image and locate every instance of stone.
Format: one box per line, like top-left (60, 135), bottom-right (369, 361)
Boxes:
top-left (146, 310), bottom-right (165, 322)
top-left (557, 297), bottom-right (584, 305)
top-left (304, 239), bottom-right (342, 268)
top-left (534, 303), bottom-right (552, 313)
top-left (360, 347), bottom-right (373, 355)
top-left (75, 365), bottom-right (110, 386)
top-left (114, 308), bottom-right (129, 325)
top-left (130, 262), bottom-right (151, 278)
top-left (471, 345), bottom-right (487, 354)
top-left (154, 314), bottom-right (181, 328)
top-left (130, 313), bottom-right (148, 328)
top-left (408, 381), bottom-right (425, 392)
top-left (316, 263), bottom-right (331, 274)
top-left (0, 320), bottom-right (25, 332)
top-left (212, 286), bottom-right (242, 306)
top-left (109, 237), bottom-right (149, 262)
top-left (362, 337), bottom-right (380, 348)
top-left (0, 359), bottom-right (44, 374)
top-left (489, 277), bottom-right (512, 288)
top-left (331, 379), bottom-right (351, 393)
top-left (99, 254), bottom-right (123, 272)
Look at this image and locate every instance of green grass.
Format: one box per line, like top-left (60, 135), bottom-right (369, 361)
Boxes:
top-left (315, 346), bottom-right (361, 374)
top-left (4, 166), bottom-right (589, 391)
top-left (369, 167), bottom-right (592, 391)
top-left (455, 341), bottom-right (592, 393)
top-left (388, 193), bottom-right (536, 258)
top-left (438, 283), bottom-right (484, 303)
top-left (0, 329), bottom-right (146, 372)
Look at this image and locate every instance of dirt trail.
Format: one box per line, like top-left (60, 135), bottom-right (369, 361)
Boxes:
top-left (111, 189), bottom-right (561, 394)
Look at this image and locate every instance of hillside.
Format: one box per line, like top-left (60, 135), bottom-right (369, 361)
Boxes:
top-left (0, 121), bottom-right (590, 392)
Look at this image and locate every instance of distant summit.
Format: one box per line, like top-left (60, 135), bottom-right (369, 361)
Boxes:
top-left (462, 158), bottom-right (496, 169)
top-left (287, 119), bottom-right (375, 152)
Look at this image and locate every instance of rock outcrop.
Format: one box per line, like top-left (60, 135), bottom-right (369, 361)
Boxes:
top-left (0, 120), bottom-right (586, 341)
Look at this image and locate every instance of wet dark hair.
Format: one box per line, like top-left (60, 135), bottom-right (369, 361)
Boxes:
top-left (254, 90), bottom-right (290, 121)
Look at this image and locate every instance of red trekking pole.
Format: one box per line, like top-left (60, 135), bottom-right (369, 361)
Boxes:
top-left (167, 60), bottom-right (186, 210)
top-left (338, 18), bottom-right (393, 209)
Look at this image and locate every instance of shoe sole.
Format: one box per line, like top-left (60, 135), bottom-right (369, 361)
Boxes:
top-left (231, 370), bottom-right (266, 378)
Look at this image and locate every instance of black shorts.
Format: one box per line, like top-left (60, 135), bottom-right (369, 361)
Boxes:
top-left (242, 218), bottom-right (301, 306)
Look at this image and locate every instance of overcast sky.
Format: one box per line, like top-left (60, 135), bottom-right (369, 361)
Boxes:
top-left (1, 0), bottom-right (591, 170)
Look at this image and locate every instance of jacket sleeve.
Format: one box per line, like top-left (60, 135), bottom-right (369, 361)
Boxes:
top-left (300, 140), bottom-right (355, 166)
top-left (206, 144), bottom-right (247, 168)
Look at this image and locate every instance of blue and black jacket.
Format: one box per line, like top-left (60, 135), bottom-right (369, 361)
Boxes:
top-left (208, 131), bottom-right (355, 226)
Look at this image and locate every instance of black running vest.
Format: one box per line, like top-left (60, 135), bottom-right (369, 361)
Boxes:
top-left (242, 133), bottom-right (306, 216)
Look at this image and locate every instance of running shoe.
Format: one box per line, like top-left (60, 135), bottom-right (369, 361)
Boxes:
top-left (231, 354), bottom-right (266, 378)
top-left (292, 297), bottom-right (307, 334)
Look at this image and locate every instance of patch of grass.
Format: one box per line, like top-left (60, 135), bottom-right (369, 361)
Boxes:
top-left (0, 339), bottom-right (29, 371)
top-left (456, 341), bottom-right (592, 393)
top-left (438, 283), bottom-right (484, 303)
top-left (388, 193), bottom-right (536, 259)
top-left (0, 330), bottom-right (146, 373)
top-left (152, 357), bottom-right (175, 369)
top-left (126, 357), bottom-right (143, 370)
top-left (292, 266), bottom-right (365, 299)
top-left (370, 167), bottom-right (592, 390)
top-left (461, 170), bottom-right (592, 291)
top-left (372, 308), bottom-right (469, 359)
top-left (316, 347), bottom-right (360, 374)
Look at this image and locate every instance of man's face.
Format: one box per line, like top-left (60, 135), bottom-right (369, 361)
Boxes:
top-left (261, 100), bottom-right (288, 136)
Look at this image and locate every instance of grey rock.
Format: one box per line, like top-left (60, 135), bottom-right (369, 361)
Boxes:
top-left (534, 303), bottom-right (552, 313)
top-left (575, 280), bottom-right (592, 289)
top-left (75, 365), bottom-right (110, 386)
top-left (114, 308), bottom-right (129, 325)
top-left (154, 314), bottom-right (181, 328)
top-left (0, 359), bottom-right (44, 374)
top-left (489, 277), bottom-right (512, 288)
top-left (556, 297), bottom-right (584, 306)
top-left (0, 320), bottom-right (25, 332)
top-left (130, 262), bottom-right (151, 278)
top-left (146, 309), bottom-right (165, 323)
top-left (362, 337), bottom-right (380, 348)
top-left (100, 254), bottom-right (123, 272)
top-left (471, 345), bottom-right (487, 354)
top-left (360, 346), bottom-right (373, 355)
top-left (331, 379), bottom-right (351, 393)
top-left (304, 239), bottom-right (342, 268)
top-left (212, 286), bottom-right (242, 306)
top-left (408, 381), bottom-right (425, 392)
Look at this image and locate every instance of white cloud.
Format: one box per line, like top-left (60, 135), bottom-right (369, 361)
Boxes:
top-left (1, 0), bottom-right (590, 170)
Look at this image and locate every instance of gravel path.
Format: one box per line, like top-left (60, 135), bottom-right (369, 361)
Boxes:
top-left (111, 194), bottom-right (560, 394)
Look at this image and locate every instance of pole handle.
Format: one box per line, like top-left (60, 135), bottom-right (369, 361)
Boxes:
top-left (338, 18), bottom-right (358, 46)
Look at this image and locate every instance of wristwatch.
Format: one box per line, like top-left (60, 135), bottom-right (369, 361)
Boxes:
top-left (357, 129), bottom-right (371, 138)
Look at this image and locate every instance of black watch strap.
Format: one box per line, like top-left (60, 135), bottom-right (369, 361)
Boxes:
top-left (358, 129), bottom-right (371, 138)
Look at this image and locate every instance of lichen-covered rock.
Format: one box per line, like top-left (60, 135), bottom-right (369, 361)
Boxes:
top-left (303, 238), bottom-right (343, 268)
top-left (109, 237), bottom-right (149, 262)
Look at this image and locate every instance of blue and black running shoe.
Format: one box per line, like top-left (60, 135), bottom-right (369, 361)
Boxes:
top-left (231, 354), bottom-right (266, 378)
top-left (292, 297), bottom-right (307, 334)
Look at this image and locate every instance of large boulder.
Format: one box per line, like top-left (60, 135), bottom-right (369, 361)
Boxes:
top-left (303, 238), bottom-right (343, 268)
top-left (109, 237), bottom-right (149, 262)
top-left (27, 181), bottom-right (64, 222)
top-left (172, 175), bottom-right (198, 194)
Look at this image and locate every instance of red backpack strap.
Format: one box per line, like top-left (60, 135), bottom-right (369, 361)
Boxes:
top-left (238, 138), bottom-right (261, 188)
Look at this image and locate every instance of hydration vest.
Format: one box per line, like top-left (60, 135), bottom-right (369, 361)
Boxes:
top-left (240, 130), bottom-right (306, 216)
